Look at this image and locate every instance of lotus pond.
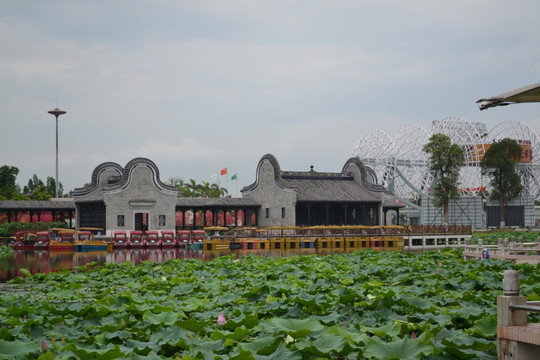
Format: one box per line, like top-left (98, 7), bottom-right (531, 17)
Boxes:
top-left (1, 249), bottom-right (539, 359)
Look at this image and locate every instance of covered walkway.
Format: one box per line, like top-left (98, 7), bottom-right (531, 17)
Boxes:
top-left (0, 200), bottom-right (76, 228)
top-left (175, 198), bottom-right (260, 229)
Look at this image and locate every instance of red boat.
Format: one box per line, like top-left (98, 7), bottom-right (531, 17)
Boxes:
top-left (50, 231), bottom-right (75, 251)
top-left (10, 231), bottom-right (37, 250)
top-left (162, 230), bottom-right (177, 248)
top-left (130, 230), bottom-right (146, 248)
top-left (34, 231), bottom-right (51, 250)
top-left (113, 231), bottom-right (130, 248)
top-left (146, 231), bottom-right (163, 248)
top-left (177, 230), bottom-right (191, 249)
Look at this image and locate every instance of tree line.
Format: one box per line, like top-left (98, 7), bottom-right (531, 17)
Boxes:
top-left (0, 166), bottom-right (65, 200)
top-left (167, 177), bottom-right (229, 198)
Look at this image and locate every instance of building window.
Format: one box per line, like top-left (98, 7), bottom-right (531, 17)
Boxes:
top-left (265, 208), bottom-right (269, 219)
top-left (281, 207), bottom-right (286, 218)
top-left (159, 215), bottom-right (166, 226)
top-left (117, 215), bottom-right (124, 227)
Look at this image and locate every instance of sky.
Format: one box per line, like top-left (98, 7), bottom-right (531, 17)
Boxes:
top-left (1, 0), bottom-right (539, 197)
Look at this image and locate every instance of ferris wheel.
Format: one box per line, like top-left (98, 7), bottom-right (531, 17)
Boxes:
top-left (352, 129), bottom-right (395, 188)
top-left (390, 124), bottom-right (431, 198)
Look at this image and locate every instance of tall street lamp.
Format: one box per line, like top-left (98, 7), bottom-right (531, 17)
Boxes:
top-left (47, 107), bottom-right (66, 198)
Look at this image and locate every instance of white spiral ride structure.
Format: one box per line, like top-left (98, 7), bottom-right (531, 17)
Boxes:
top-left (352, 117), bottom-right (540, 207)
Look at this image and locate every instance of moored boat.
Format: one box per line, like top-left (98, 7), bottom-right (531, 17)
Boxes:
top-left (203, 226), bottom-right (232, 251)
top-left (113, 231), bottom-right (130, 249)
top-left (34, 231), bottom-right (51, 250)
top-left (50, 230), bottom-right (76, 251)
top-left (189, 230), bottom-right (205, 250)
top-left (10, 231), bottom-right (37, 250)
top-left (146, 230), bottom-right (163, 248)
top-left (130, 230), bottom-right (146, 248)
top-left (177, 230), bottom-right (190, 249)
top-left (75, 231), bottom-right (107, 252)
top-left (161, 230), bottom-right (176, 248)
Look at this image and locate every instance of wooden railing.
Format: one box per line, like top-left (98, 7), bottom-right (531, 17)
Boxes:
top-left (497, 270), bottom-right (540, 359)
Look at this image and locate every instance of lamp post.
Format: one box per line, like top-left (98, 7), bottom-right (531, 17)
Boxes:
top-left (47, 107), bottom-right (66, 198)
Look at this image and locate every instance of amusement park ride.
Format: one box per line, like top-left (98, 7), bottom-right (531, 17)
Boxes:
top-left (352, 118), bottom-right (539, 208)
top-left (352, 82), bottom-right (540, 226)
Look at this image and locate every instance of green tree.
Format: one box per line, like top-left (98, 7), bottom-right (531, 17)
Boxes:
top-left (0, 165), bottom-right (20, 199)
top-left (168, 177), bottom-right (228, 198)
top-left (46, 176), bottom-right (64, 197)
top-left (22, 174), bottom-right (62, 200)
top-left (480, 138), bottom-right (523, 228)
top-left (23, 174), bottom-right (44, 194)
top-left (423, 133), bottom-right (465, 225)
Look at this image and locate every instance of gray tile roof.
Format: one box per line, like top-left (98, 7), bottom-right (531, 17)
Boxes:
top-left (0, 200), bottom-right (76, 210)
top-left (281, 177), bottom-right (381, 202)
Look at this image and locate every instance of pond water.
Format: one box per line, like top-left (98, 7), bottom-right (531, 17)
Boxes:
top-left (1, 247), bottom-right (357, 282)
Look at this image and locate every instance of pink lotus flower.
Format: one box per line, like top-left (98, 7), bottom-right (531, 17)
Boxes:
top-left (438, 262), bottom-right (442, 267)
top-left (411, 332), bottom-right (417, 339)
top-left (438, 249), bottom-right (441, 253)
top-left (436, 269), bottom-right (439, 274)
top-left (41, 340), bottom-right (48, 352)
top-left (217, 313), bottom-right (226, 325)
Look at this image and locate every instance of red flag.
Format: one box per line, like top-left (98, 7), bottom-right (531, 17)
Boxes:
top-left (220, 168), bottom-right (227, 175)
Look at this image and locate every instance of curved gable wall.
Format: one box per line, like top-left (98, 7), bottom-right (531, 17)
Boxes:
top-left (73, 162), bottom-right (123, 199)
top-left (103, 158), bottom-right (178, 234)
top-left (75, 158), bottom-right (178, 235)
top-left (242, 154), bottom-right (297, 226)
top-left (342, 157), bottom-right (387, 193)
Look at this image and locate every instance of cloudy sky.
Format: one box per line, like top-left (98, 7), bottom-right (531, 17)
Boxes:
top-left (1, 0), bottom-right (539, 196)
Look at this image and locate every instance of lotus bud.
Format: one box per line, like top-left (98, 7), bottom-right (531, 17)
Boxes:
top-left (41, 340), bottom-right (48, 352)
top-left (217, 313), bottom-right (226, 325)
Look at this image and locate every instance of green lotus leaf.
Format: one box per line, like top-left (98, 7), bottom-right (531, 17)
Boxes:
top-left (228, 347), bottom-right (257, 360)
top-left (359, 322), bottom-right (401, 338)
top-left (239, 336), bottom-right (281, 356)
top-left (124, 338), bottom-right (158, 354)
top-left (270, 317), bottom-right (324, 338)
top-left (253, 342), bottom-right (301, 360)
top-left (61, 343), bottom-right (126, 359)
top-left (363, 336), bottom-right (434, 360)
top-left (0, 339), bottom-right (37, 358)
top-left (181, 298), bottom-right (209, 312)
top-left (19, 268), bottom-right (31, 277)
top-left (403, 296), bottom-right (434, 311)
top-left (178, 318), bottom-right (206, 333)
top-left (143, 310), bottom-right (178, 326)
top-left (470, 315), bottom-right (497, 338)
top-left (211, 326), bottom-right (250, 342)
top-left (311, 332), bottom-right (347, 354)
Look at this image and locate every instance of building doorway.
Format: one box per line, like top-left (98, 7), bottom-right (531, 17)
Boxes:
top-left (134, 212), bottom-right (149, 232)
